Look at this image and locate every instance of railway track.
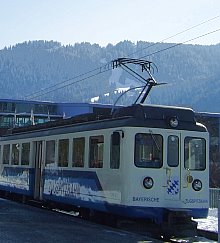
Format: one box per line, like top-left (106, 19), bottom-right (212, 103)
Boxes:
top-left (4, 196), bottom-right (219, 242)
top-left (116, 218), bottom-right (218, 242)
top-left (50, 205), bottom-right (218, 242)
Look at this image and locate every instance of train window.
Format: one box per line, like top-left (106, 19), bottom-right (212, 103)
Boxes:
top-left (11, 144), bottom-right (20, 165)
top-left (89, 136), bottom-right (104, 168)
top-left (72, 137), bottom-right (85, 167)
top-left (46, 140), bottom-right (55, 166)
top-left (110, 132), bottom-right (120, 169)
top-left (3, 144), bottom-right (10, 164)
top-left (21, 143), bottom-right (30, 165)
top-left (135, 133), bottom-right (163, 168)
top-left (184, 137), bottom-right (206, 170)
top-left (58, 139), bottom-right (69, 167)
top-left (167, 135), bottom-right (179, 167)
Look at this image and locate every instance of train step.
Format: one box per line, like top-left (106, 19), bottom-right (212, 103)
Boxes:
top-left (27, 199), bottom-right (43, 208)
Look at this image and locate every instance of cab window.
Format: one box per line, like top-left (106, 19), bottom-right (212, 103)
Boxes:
top-left (89, 136), bottom-right (104, 168)
top-left (184, 137), bottom-right (206, 170)
top-left (135, 133), bottom-right (163, 168)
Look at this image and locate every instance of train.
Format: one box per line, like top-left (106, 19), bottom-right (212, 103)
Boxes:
top-left (0, 103), bottom-right (209, 225)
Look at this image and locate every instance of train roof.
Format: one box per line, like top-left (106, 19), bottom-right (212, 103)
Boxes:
top-left (1, 104), bottom-right (207, 139)
top-left (113, 104), bottom-right (195, 120)
top-left (196, 111), bottom-right (220, 118)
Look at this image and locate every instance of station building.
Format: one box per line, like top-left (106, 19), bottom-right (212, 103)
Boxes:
top-left (0, 99), bottom-right (112, 131)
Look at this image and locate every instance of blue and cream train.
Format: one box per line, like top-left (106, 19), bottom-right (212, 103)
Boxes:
top-left (0, 104), bottom-right (209, 224)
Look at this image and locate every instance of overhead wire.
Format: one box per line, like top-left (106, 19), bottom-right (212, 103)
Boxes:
top-left (24, 15), bottom-right (220, 100)
top-left (25, 67), bottom-right (101, 99)
top-left (25, 62), bottom-right (114, 100)
top-left (139, 28), bottom-right (220, 59)
top-left (128, 15), bottom-right (220, 58)
top-left (26, 67), bottom-right (111, 100)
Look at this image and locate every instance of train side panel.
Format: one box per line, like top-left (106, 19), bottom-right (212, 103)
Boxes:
top-left (0, 139), bottom-right (35, 196)
top-left (39, 129), bottom-right (124, 213)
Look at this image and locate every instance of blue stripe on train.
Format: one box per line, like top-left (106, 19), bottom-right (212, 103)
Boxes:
top-left (0, 167), bottom-right (208, 223)
top-left (0, 167), bottom-right (35, 195)
top-left (42, 169), bottom-right (208, 223)
top-left (42, 169), bottom-right (105, 207)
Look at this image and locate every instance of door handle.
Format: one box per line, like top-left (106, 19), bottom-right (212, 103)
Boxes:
top-left (183, 169), bottom-right (192, 188)
top-left (163, 167), bottom-right (171, 187)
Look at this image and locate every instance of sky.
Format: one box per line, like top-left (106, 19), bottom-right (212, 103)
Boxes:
top-left (0, 0), bottom-right (220, 50)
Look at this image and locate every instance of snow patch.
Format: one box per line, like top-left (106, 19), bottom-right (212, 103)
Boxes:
top-left (91, 96), bottom-right (100, 103)
top-left (194, 208), bottom-right (218, 233)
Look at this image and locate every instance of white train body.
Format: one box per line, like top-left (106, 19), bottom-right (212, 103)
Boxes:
top-left (0, 104), bottom-right (209, 223)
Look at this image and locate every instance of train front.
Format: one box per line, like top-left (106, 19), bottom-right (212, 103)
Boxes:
top-left (118, 104), bottom-right (209, 225)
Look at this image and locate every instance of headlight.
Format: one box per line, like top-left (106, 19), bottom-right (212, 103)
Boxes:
top-left (169, 117), bottom-right (179, 128)
top-left (192, 179), bottom-right (202, 191)
top-left (143, 177), bottom-right (154, 189)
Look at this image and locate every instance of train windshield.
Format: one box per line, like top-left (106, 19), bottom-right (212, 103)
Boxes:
top-left (184, 137), bottom-right (206, 170)
top-left (135, 133), bottom-right (163, 168)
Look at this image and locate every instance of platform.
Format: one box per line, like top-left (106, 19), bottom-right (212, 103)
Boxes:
top-left (0, 198), bottom-right (160, 243)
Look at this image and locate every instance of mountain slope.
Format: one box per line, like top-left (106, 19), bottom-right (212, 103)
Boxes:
top-left (0, 40), bottom-right (219, 112)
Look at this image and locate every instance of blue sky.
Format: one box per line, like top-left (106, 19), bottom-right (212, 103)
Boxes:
top-left (0, 0), bottom-right (220, 49)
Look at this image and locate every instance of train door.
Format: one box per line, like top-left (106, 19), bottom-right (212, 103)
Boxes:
top-left (33, 141), bottom-right (44, 200)
top-left (180, 134), bottom-right (209, 205)
top-left (164, 133), bottom-right (181, 201)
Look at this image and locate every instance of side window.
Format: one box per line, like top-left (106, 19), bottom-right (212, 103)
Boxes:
top-left (110, 132), bottom-right (120, 169)
top-left (89, 136), bottom-right (104, 168)
top-left (3, 144), bottom-right (10, 164)
top-left (46, 140), bottom-right (55, 166)
top-left (167, 135), bottom-right (179, 167)
top-left (21, 143), bottom-right (30, 165)
top-left (184, 137), bottom-right (206, 170)
top-left (135, 133), bottom-right (163, 168)
top-left (11, 144), bottom-right (20, 165)
top-left (72, 137), bottom-right (85, 167)
top-left (58, 139), bottom-right (69, 167)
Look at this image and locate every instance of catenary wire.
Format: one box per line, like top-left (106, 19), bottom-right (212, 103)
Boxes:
top-left (139, 28), bottom-right (220, 59)
top-left (29, 27), bottom-right (220, 99)
top-left (25, 67), bottom-right (102, 99)
top-left (128, 15), bottom-right (220, 58)
top-left (27, 68), bottom-right (111, 100)
top-left (26, 27), bottom-right (220, 100)
top-left (24, 16), bottom-right (220, 99)
top-left (24, 16), bottom-right (220, 100)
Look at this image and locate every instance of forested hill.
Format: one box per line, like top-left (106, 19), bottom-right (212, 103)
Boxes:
top-left (0, 40), bottom-right (219, 112)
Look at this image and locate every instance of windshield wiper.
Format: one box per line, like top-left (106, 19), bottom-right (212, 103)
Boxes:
top-left (149, 130), bottom-right (160, 151)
